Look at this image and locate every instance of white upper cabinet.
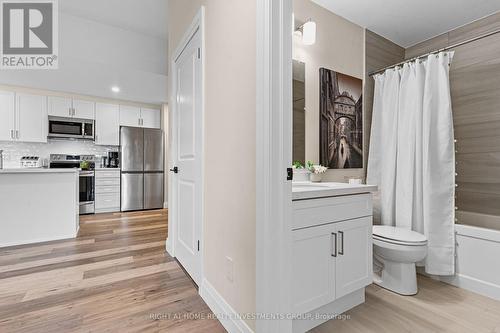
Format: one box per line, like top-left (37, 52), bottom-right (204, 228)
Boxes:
top-left (119, 105), bottom-right (161, 129)
top-left (141, 108), bottom-right (161, 129)
top-left (48, 96), bottom-right (72, 118)
top-left (16, 93), bottom-right (47, 143)
top-left (95, 103), bottom-right (119, 146)
top-left (48, 97), bottom-right (95, 120)
top-left (119, 105), bottom-right (141, 127)
top-left (73, 99), bottom-right (95, 119)
top-left (0, 90), bottom-right (15, 141)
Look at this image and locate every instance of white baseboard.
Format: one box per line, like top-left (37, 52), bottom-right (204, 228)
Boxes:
top-left (292, 289), bottom-right (364, 333)
top-left (200, 278), bottom-right (254, 333)
top-left (0, 233), bottom-right (77, 248)
top-left (165, 237), bottom-right (174, 257)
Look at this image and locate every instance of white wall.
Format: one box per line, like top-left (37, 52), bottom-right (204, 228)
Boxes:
top-left (168, 1), bottom-right (256, 330)
top-left (0, 12), bottom-right (167, 105)
top-left (293, 0), bottom-right (365, 182)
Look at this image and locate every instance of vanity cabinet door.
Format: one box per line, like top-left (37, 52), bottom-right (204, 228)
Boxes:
top-left (292, 223), bottom-right (336, 314)
top-left (334, 216), bottom-right (373, 299)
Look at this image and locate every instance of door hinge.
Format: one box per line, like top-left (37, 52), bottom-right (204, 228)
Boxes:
top-left (197, 240), bottom-right (200, 251)
top-left (197, 48), bottom-right (201, 59)
top-left (287, 167), bottom-right (293, 181)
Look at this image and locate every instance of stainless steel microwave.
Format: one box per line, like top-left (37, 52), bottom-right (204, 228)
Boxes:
top-left (48, 116), bottom-right (94, 140)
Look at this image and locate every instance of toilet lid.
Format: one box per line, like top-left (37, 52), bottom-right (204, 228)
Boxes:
top-left (373, 226), bottom-right (427, 244)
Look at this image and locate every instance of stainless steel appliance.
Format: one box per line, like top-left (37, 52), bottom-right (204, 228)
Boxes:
top-left (120, 127), bottom-right (164, 211)
top-left (48, 116), bottom-right (94, 140)
top-left (108, 151), bottom-right (119, 168)
top-left (0, 150), bottom-right (3, 169)
top-left (50, 154), bottom-right (96, 214)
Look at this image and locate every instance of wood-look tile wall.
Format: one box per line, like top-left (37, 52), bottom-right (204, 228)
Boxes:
top-left (364, 30), bottom-right (405, 170)
top-left (405, 12), bottom-right (500, 231)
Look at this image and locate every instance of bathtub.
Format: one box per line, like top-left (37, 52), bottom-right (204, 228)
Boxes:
top-left (421, 223), bottom-right (500, 301)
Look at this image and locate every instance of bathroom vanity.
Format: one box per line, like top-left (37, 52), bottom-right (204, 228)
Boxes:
top-left (291, 182), bottom-right (377, 333)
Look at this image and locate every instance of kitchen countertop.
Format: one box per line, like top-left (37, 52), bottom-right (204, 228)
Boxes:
top-left (0, 168), bottom-right (78, 174)
top-left (292, 181), bottom-right (378, 200)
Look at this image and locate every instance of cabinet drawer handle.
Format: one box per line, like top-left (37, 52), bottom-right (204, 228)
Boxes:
top-left (339, 231), bottom-right (344, 255)
top-left (331, 232), bottom-right (337, 257)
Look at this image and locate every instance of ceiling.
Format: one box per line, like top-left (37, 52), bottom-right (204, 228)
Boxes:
top-left (311, 0), bottom-right (500, 47)
top-left (60, 0), bottom-right (168, 39)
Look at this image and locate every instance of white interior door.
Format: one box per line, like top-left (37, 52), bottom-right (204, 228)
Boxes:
top-left (172, 28), bottom-right (202, 285)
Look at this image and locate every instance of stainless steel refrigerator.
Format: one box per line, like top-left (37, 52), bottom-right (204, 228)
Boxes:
top-left (120, 126), bottom-right (164, 211)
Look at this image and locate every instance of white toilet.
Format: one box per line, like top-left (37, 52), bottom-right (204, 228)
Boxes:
top-left (372, 225), bottom-right (427, 295)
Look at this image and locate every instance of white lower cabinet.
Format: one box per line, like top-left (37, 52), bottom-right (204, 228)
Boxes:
top-left (334, 217), bottom-right (373, 298)
top-left (292, 194), bottom-right (373, 331)
top-left (292, 223), bottom-right (336, 314)
top-left (95, 169), bottom-right (120, 213)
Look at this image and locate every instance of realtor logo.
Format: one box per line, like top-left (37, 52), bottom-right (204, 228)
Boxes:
top-left (1, 0), bottom-right (58, 69)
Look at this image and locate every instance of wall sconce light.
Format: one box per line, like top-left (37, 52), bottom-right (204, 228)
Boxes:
top-left (295, 19), bottom-right (316, 45)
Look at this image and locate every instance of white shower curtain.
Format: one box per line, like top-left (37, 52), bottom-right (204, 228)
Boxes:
top-left (367, 52), bottom-right (456, 275)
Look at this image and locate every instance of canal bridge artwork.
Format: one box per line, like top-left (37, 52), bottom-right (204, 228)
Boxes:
top-left (319, 68), bottom-right (363, 169)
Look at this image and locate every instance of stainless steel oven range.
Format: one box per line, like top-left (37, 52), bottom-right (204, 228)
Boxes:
top-left (49, 154), bottom-right (96, 215)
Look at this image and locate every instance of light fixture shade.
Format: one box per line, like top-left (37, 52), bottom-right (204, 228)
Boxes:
top-left (302, 21), bottom-right (316, 45)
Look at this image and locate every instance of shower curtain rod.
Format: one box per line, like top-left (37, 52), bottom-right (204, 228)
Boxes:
top-left (368, 28), bottom-right (500, 77)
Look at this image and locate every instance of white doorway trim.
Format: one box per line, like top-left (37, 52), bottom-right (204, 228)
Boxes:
top-left (256, 0), bottom-right (293, 332)
top-left (166, 7), bottom-right (205, 287)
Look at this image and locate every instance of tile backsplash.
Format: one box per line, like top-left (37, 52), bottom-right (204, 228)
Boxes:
top-left (0, 140), bottom-right (118, 168)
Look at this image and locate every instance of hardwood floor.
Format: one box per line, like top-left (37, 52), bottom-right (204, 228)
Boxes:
top-left (313, 275), bottom-right (500, 333)
top-left (2, 210), bottom-right (500, 333)
top-left (0, 209), bottom-right (225, 333)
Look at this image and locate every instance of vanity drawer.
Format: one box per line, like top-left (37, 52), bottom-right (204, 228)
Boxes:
top-left (293, 193), bottom-right (372, 230)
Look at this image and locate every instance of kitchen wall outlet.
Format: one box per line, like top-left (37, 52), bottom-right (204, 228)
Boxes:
top-left (225, 256), bottom-right (234, 283)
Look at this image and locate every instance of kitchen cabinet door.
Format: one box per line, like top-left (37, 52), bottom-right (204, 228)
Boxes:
top-left (73, 99), bottom-right (95, 120)
top-left (48, 96), bottom-right (72, 118)
top-left (16, 93), bottom-right (47, 143)
top-left (119, 105), bottom-right (141, 127)
top-left (292, 223), bottom-right (336, 314)
top-left (0, 90), bottom-right (15, 141)
top-left (141, 108), bottom-right (161, 129)
top-left (334, 216), bottom-right (373, 299)
top-left (95, 103), bottom-right (119, 146)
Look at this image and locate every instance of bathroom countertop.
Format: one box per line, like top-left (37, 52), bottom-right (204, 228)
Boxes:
top-left (292, 181), bottom-right (378, 200)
